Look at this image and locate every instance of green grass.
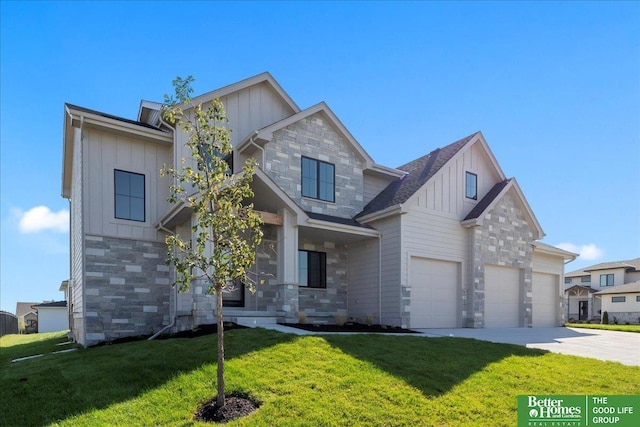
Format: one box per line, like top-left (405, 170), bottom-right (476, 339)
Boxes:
top-left (566, 323), bottom-right (640, 333)
top-left (2, 329), bottom-right (639, 426)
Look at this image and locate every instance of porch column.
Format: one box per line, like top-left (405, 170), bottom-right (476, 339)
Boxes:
top-left (277, 208), bottom-right (299, 323)
top-left (278, 208), bottom-right (298, 284)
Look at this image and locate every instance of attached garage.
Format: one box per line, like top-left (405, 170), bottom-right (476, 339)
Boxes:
top-left (484, 265), bottom-right (521, 327)
top-left (532, 273), bottom-right (559, 327)
top-left (410, 257), bottom-right (460, 328)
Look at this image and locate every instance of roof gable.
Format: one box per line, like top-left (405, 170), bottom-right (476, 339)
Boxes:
top-left (138, 72), bottom-right (300, 126)
top-left (240, 102), bottom-right (377, 168)
top-left (567, 257), bottom-right (640, 276)
top-left (461, 177), bottom-right (544, 239)
top-left (356, 131), bottom-right (480, 219)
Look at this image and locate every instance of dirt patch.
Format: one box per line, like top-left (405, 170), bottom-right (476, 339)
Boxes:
top-left (194, 392), bottom-right (260, 423)
top-left (281, 322), bottom-right (418, 333)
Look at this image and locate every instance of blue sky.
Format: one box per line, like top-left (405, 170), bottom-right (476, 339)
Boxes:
top-left (1, 1), bottom-right (638, 313)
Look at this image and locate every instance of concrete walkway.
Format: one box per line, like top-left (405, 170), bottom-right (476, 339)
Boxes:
top-left (260, 324), bottom-right (640, 366)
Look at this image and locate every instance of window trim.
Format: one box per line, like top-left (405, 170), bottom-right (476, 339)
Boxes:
top-left (298, 250), bottom-right (327, 289)
top-left (465, 171), bottom-right (477, 200)
top-left (611, 296), bottom-right (626, 303)
top-left (301, 156), bottom-right (335, 203)
top-left (114, 169), bottom-right (145, 222)
top-left (599, 274), bottom-right (614, 287)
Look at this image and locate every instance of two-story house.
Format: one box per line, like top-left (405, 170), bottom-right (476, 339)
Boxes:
top-left (62, 72), bottom-right (576, 346)
top-left (564, 258), bottom-right (640, 323)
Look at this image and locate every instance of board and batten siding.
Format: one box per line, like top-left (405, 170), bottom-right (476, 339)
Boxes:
top-left (82, 128), bottom-right (171, 242)
top-left (373, 216), bottom-right (403, 326)
top-left (71, 127), bottom-right (85, 344)
top-left (413, 142), bottom-right (502, 219)
top-left (175, 82), bottom-right (295, 169)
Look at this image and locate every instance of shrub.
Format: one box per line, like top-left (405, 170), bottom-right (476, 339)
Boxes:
top-left (602, 311), bottom-right (609, 324)
top-left (364, 314), bottom-right (374, 326)
top-left (335, 314), bottom-right (347, 326)
top-left (298, 311), bottom-right (307, 325)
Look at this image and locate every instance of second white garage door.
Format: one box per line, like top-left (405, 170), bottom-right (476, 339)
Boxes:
top-left (410, 257), bottom-right (459, 328)
top-left (484, 265), bottom-right (521, 327)
top-left (532, 273), bottom-right (559, 327)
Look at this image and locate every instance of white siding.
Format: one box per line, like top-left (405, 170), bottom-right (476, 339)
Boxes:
top-left (591, 268), bottom-right (626, 288)
top-left (37, 308), bottom-right (69, 333)
top-left (83, 128), bottom-right (171, 241)
top-left (70, 128), bottom-right (84, 343)
top-left (348, 238), bottom-right (380, 320)
top-left (413, 142), bottom-right (502, 219)
top-left (362, 173), bottom-right (395, 206)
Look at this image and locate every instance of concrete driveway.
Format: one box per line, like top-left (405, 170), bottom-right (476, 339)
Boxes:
top-left (415, 327), bottom-right (640, 366)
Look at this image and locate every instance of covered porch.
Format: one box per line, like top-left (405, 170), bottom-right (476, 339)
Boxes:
top-left (564, 285), bottom-right (600, 322)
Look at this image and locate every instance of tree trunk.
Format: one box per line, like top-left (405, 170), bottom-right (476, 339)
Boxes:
top-left (216, 284), bottom-right (225, 407)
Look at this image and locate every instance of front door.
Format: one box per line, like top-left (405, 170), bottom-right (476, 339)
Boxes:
top-left (579, 300), bottom-right (588, 320)
top-left (223, 280), bottom-right (245, 307)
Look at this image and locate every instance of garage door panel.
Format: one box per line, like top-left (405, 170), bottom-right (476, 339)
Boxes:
top-left (485, 265), bottom-right (520, 327)
top-left (533, 273), bottom-right (558, 327)
top-left (410, 258), bottom-right (459, 328)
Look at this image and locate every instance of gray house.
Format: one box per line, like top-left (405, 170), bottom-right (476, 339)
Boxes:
top-left (62, 72), bottom-right (576, 346)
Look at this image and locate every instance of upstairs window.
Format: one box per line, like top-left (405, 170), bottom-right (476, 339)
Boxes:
top-left (581, 276), bottom-right (591, 283)
top-left (114, 170), bottom-right (145, 222)
top-left (465, 172), bottom-right (477, 200)
top-left (564, 278), bottom-right (572, 284)
top-left (599, 274), bottom-right (614, 287)
top-left (298, 250), bottom-right (326, 288)
top-left (302, 157), bottom-right (335, 202)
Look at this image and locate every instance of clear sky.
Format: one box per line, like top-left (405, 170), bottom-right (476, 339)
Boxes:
top-left (1, 1), bottom-right (638, 313)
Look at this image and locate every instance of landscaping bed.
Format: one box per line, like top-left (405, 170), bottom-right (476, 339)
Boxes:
top-left (281, 322), bottom-right (418, 333)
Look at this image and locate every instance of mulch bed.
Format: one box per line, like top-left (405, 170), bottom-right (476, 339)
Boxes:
top-left (281, 322), bottom-right (418, 333)
top-left (194, 392), bottom-right (260, 423)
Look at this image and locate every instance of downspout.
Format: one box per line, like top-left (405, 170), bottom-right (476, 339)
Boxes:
top-left (247, 131), bottom-right (265, 168)
top-left (378, 234), bottom-right (382, 324)
top-left (149, 110), bottom-right (179, 340)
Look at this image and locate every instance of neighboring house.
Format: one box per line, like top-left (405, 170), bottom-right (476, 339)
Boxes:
top-left (16, 302), bottom-right (38, 333)
top-left (62, 72), bottom-right (576, 346)
top-left (564, 258), bottom-right (640, 323)
top-left (0, 311), bottom-right (19, 337)
top-left (32, 301), bottom-right (69, 333)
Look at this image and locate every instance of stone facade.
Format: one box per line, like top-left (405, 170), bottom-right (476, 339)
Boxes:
top-left (83, 235), bottom-right (170, 346)
top-left (264, 112), bottom-right (365, 219)
top-left (605, 311), bottom-right (640, 325)
top-left (466, 192), bottom-right (535, 328)
top-left (298, 239), bottom-right (348, 323)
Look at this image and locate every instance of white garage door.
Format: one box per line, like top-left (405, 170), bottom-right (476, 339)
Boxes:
top-left (532, 273), bottom-right (558, 327)
top-left (410, 257), bottom-right (459, 328)
top-left (484, 265), bottom-right (520, 327)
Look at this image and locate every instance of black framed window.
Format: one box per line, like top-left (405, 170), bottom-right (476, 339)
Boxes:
top-left (611, 296), bottom-right (626, 303)
top-left (564, 277), bottom-right (571, 284)
top-left (636, 296), bottom-right (640, 302)
top-left (298, 250), bottom-right (326, 288)
top-left (302, 156), bottom-right (335, 202)
top-left (465, 172), bottom-right (477, 200)
top-left (599, 274), bottom-right (614, 287)
top-left (581, 276), bottom-right (591, 283)
top-left (114, 170), bottom-right (145, 222)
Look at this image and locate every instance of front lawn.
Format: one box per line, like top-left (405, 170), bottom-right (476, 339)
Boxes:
top-left (566, 323), bottom-right (640, 333)
top-left (2, 329), bottom-right (639, 426)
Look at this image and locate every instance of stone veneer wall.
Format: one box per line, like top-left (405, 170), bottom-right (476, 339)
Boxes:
top-left (83, 235), bottom-right (170, 346)
top-left (264, 112), bottom-right (365, 218)
top-left (298, 239), bottom-right (348, 323)
top-left (467, 192), bottom-right (534, 328)
top-left (605, 312), bottom-right (640, 325)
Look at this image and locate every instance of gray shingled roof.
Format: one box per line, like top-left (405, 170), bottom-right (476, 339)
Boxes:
top-left (306, 211), bottom-right (374, 229)
top-left (566, 257), bottom-right (640, 277)
top-left (355, 132), bottom-right (479, 219)
top-left (463, 179), bottom-right (511, 221)
top-left (66, 103), bottom-right (166, 132)
top-left (32, 301), bottom-right (67, 308)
